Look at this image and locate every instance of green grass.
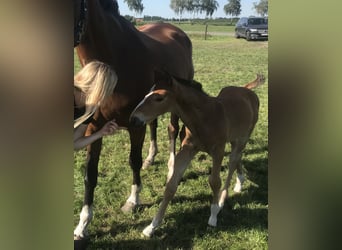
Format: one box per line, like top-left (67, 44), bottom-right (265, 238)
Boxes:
top-left (74, 33), bottom-right (268, 249)
top-left (173, 23), bottom-right (235, 33)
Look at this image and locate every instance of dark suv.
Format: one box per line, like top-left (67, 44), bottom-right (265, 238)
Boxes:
top-left (235, 17), bottom-right (268, 41)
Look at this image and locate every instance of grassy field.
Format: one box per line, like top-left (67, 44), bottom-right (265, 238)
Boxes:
top-left (173, 23), bottom-right (235, 33)
top-left (74, 28), bottom-right (268, 249)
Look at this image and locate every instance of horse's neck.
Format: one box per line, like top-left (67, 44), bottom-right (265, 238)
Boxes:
top-left (174, 84), bottom-right (215, 135)
top-left (84, 0), bottom-right (145, 61)
top-left (86, 1), bottom-right (115, 41)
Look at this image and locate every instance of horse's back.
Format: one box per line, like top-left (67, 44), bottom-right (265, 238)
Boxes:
top-left (139, 23), bottom-right (189, 43)
top-left (138, 23), bottom-right (194, 79)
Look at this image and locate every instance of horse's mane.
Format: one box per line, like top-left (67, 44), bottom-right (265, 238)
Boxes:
top-left (172, 76), bottom-right (209, 96)
top-left (99, 0), bottom-right (120, 15)
top-left (100, 0), bottom-right (144, 33)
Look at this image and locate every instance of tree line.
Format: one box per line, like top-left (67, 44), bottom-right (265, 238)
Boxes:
top-left (123, 0), bottom-right (268, 19)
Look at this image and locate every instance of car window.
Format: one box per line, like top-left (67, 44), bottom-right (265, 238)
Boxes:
top-left (248, 18), bottom-right (266, 25)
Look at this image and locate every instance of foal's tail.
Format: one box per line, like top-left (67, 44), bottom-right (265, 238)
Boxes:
top-left (244, 73), bottom-right (266, 89)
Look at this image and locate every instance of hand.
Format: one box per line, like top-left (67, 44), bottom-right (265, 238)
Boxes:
top-left (100, 119), bottom-right (119, 136)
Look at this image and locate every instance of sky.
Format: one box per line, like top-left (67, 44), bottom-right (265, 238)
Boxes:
top-left (116, 0), bottom-right (258, 19)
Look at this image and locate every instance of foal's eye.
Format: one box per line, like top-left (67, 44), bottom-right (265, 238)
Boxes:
top-left (155, 96), bottom-right (164, 102)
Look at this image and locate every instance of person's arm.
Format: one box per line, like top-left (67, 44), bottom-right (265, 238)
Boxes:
top-left (74, 120), bottom-right (119, 150)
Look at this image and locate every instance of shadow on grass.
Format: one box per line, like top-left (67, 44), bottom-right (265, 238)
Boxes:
top-left (82, 150), bottom-right (268, 249)
top-left (86, 202), bottom-right (267, 249)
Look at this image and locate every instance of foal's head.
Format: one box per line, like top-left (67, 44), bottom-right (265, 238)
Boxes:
top-left (129, 71), bottom-right (175, 126)
top-left (130, 70), bottom-right (206, 126)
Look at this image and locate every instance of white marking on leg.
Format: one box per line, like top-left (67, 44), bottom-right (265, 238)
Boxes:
top-left (126, 184), bottom-right (142, 205)
top-left (168, 151), bottom-right (175, 169)
top-left (233, 174), bottom-right (245, 193)
top-left (142, 217), bottom-right (159, 237)
top-left (74, 205), bottom-right (93, 238)
top-left (208, 204), bottom-right (223, 227)
top-left (142, 140), bottom-right (158, 170)
top-left (218, 189), bottom-right (227, 207)
top-left (166, 152), bottom-right (175, 182)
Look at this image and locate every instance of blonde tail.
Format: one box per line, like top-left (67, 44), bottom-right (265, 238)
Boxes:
top-left (244, 73), bottom-right (266, 89)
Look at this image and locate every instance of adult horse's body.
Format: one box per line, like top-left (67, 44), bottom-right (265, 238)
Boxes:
top-left (73, 0), bottom-right (193, 239)
top-left (130, 73), bottom-right (264, 237)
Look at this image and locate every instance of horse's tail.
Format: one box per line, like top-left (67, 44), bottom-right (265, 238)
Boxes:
top-left (244, 73), bottom-right (266, 89)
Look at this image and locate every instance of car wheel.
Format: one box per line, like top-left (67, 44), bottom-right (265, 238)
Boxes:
top-left (246, 31), bottom-right (251, 41)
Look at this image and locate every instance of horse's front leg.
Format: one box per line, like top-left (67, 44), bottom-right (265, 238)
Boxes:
top-left (142, 144), bottom-right (198, 237)
top-left (167, 113), bottom-right (179, 169)
top-left (74, 130), bottom-right (102, 239)
top-left (142, 118), bottom-right (158, 169)
top-left (121, 125), bottom-right (146, 213)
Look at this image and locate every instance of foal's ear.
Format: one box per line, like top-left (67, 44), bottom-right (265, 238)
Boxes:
top-left (154, 69), bottom-right (173, 85)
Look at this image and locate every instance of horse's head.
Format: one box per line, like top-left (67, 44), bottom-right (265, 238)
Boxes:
top-left (74, 0), bottom-right (87, 47)
top-left (129, 70), bottom-right (175, 126)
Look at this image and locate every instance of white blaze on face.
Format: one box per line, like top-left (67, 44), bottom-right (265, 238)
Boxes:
top-left (131, 85), bottom-right (156, 122)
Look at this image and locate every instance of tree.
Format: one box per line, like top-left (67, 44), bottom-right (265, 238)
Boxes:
top-left (184, 0), bottom-right (194, 18)
top-left (253, 0), bottom-right (268, 17)
top-left (124, 0), bottom-right (144, 17)
top-left (224, 0), bottom-right (241, 24)
top-left (192, 0), bottom-right (202, 18)
top-left (170, 0), bottom-right (187, 22)
top-left (200, 0), bottom-right (219, 18)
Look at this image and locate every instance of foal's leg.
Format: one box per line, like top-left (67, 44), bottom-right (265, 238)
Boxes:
top-left (219, 140), bottom-right (247, 207)
top-left (142, 145), bottom-right (198, 237)
top-left (208, 148), bottom-right (225, 227)
top-left (74, 127), bottom-right (102, 239)
top-left (167, 113), bottom-right (179, 169)
top-left (233, 157), bottom-right (245, 193)
top-left (121, 125), bottom-right (146, 213)
top-left (142, 119), bottom-right (158, 170)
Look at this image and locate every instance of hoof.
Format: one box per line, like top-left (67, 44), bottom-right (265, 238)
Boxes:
top-left (142, 160), bottom-right (153, 170)
top-left (208, 219), bottom-right (217, 227)
top-left (233, 185), bottom-right (242, 193)
top-left (142, 225), bottom-right (154, 238)
top-left (141, 232), bottom-right (152, 238)
top-left (121, 201), bottom-right (137, 213)
top-left (74, 234), bottom-right (88, 241)
top-left (73, 231), bottom-right (88, 241)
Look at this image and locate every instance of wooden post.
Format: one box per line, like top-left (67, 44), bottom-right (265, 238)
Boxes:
top-left (204, 24), bottom-right (208, 40)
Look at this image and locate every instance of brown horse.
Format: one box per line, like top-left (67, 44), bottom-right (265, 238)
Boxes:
top-left (130, 72), bottom-right (265, 237)
top-left (73, 0), bottom-right (194, 239)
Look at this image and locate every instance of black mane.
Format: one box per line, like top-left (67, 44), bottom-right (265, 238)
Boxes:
top-left (99, 0), bottom-right (120, 15)
top-left (172, 76), bottom-right (208, 96)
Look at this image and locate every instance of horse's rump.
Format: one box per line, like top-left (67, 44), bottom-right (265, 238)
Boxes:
top-left (217, 86), bottom-right (260, 137)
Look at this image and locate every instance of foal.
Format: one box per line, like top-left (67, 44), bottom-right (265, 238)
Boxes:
top-left (130, 72), bottom-right (265, 237)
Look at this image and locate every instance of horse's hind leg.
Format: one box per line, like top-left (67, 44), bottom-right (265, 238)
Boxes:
top-left (142, 119), bottom-right (158, 170)
top-left (219, 139), bottom-right (247, 208)
top-left (121, 126), bottom-right (146, 213)
top-left (74, 135), bottom-right (102, 239)
top-left (167, 113), bottom-right (179, 169)
top-left (208, 147), bottom-right (224, 227)
top-left (233, 158), bottom-right (245, 193)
